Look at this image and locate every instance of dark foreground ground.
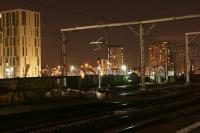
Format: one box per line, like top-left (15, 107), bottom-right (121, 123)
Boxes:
top-left (0, 83), bottom-right (200, 132)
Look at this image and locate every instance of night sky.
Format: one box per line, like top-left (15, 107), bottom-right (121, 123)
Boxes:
top-left (1, 0), bottom-right (200, 68)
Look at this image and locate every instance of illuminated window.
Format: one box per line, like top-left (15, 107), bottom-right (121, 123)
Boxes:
top-left (0, 33), bottom-right (2, 43)
top-left (10, 47), bottom-right (12, 56)
top-left (2, 14), bottom-right (5, 26)
top-left (13, 57), bottom-right (15, 66)
top-left (10, 57), bottom-right (12, 66)
top-left (22, 11), bottom-right (26, 25)
top-left (35, 48), bottom-right (38, 56)
top-left (7, 48), bottom-right (9, 56)
top-left (24, 57), bottom-right (26, 65)
top-left (34, 38), bottom-right (37, 46)
top-left (22, 36), bottom-right (24, 45)
top-left (24, 27), bottom-right (26, 35)
top-left (37, 58), bottom-right (39, 66)
top-left (34, 14), bottom-right (39, 27)
top-left (3, 48), bottom-right (5, 56)
top-left (26, 47), bottom-right (27, 56)
top-left (22, 47), bottom-right (25, 56)
top-left (12, 12), bottom-right (16, 26)
top-left (13, 47), bottom-right (16, 56)
top-left (6, 13), bottom-right (9, 26)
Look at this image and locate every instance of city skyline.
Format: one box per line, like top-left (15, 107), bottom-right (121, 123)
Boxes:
top-left (1, 0), bottom-right (200, 68)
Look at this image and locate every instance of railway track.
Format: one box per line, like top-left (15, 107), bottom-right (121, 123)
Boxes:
top-left (28, 93), bottom-right (200, 133)
top-left (1, 84), bottom-right (200, 132)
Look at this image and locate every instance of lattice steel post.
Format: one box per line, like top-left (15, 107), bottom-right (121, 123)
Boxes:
top-left (140, 24), bottom-right (145, 88)
top-left (185, 33), bottom-right (190, 83)
top-left (61, 32), bottom-right (67, 76)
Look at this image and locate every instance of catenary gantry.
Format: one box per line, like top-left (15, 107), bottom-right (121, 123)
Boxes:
top-left (61, 14), bottom-right (200, 88)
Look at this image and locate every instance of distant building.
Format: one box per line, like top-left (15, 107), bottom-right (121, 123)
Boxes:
top-left (175, 44), bottom-right (200, 75)
top-left (108, 45), bottom-right (124, 71)
top-left (0, 32), bottom-right (3, 77)
top-left (41, 65), bottom-right (51, 77)
top-left (0, 9), bottom-right (41, 78)
top-left (148, 42), bottom-right (175, 82)
top-left (97, 58), bottom-right (110, 75)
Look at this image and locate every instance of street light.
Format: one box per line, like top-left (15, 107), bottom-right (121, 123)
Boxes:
top-left (121, 64), bottom-right (127, 75)
top-left (97, 61), bottom-right (101, 89)
top-left (85, 63), bottom-right (88, 68)
top-left (70, 65), bottom-right (75, 71)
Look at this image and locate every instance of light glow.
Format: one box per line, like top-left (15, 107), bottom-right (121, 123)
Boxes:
top-left (121, 64), bottom-right (127, 71)
top-left (85, 63), bottom-right (88, 68)
top-left (70, 65), bottom-right (75, 71)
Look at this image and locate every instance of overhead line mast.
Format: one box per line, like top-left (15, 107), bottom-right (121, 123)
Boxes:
top-left (61, 14), bottom-right (200, 88)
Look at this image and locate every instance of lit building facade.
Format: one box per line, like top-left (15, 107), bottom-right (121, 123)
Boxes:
top-left (148, 42), bottom-right (175, 82)
top-left (0, 32), bottom-right (3, 77)
top-left (175, 44), bottom-right (200, 75)
top-left (97, 58), bottom-right (110, 75)
top-left (0, 9), bottom-right (41, 78)
top-left (108, 45), bottom-right (124, 71)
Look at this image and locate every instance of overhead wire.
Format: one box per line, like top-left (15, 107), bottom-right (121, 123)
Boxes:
top-left (23, 0), bottom-right (111, 22)
top-left (22, 0), bottom-right (112, 47)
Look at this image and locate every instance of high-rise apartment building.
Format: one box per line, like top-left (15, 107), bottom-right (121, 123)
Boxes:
top-left (175, 44), bottom-right (200, 75)
top-left (0, 9), bottom-right (41, 78)
top-left (0, 32), bottom-right (3, 77)
top-left (108, 45), bottom-right (124, 70)
top-left (148, 42), bottom-right (175, 82)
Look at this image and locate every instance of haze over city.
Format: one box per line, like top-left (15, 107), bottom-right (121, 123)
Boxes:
top-left (1, 0), bottom-right (200, 67)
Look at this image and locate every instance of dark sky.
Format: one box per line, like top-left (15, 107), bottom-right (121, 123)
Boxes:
top-left (1, 0), bottom-right (200, 68)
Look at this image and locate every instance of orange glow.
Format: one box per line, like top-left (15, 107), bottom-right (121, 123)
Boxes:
top-left (85, 63), bottom-right (88, 68)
